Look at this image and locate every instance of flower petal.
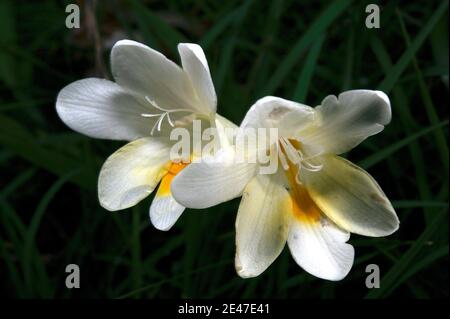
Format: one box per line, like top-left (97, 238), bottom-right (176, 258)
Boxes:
top-left (240, 96), bottom-right (315, 137)
top-left (150, 162), bottom-right (187, 230)
top-left (215, 113), bottom-right (238, 148)
top-left (178, 43), bottom-right (217, 114)
top-left (301, 90), bottom-right (391, 155)
top-left (98, 137), bottom-right (171, 211)
top-left (149, 193), bottom-right (185, 231)
top-left (171, 147), bottom-right (257, 209)
top-left (304, 155), bottom-right (399, 237)
top-left (287, 204), bottom-right (354, 281)
top-left (56, 78), bottom-right (153, 140)
top-left (111, 40), bottom-right (198, 113)
top-left (235, 174), bottom-right (292, 278)
top-left (215, 113), bottom-right (238, 130)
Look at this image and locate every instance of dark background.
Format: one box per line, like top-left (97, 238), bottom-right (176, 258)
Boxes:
top-left (0, 0), bottom-right (448, 298)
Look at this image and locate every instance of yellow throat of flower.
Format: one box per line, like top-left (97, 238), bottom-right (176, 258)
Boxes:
top-left (280, 139), bottom-right (322, 224)
top-left (158, 161), bottom-right (190, 196)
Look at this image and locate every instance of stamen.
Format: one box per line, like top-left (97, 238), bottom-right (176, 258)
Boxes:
top-left (145, 96), bottom-right (192, 114)
top-left (150, 115), bottom-right (164, 135)
top-left (143, 95), bottom-right (194, 135)
top-left (157, 113), bottom-right (165, 132)
top-left (166, 112), bottom-right (175, 127)
top-left (295, 170), bottom-right (303, 185)
top-left (280, 138), bottom-right (301, 165)
top-left (301, 160), bottom-right (323, 172)
top-left (277, 143), bottom-right (290, 171)
top-left (141, 113), bottom-right (162, 118)
top-left (145, 96), bottom-right (160, 109)
top-left (277, 137), bottom-right (323, 184)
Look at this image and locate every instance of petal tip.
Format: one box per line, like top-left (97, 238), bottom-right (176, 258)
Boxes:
top-left (374, 90), bottom-right (392, 124)
top-left (98, 197), bottom-right (119, 212)
top-left (234, 256), bottom-right (259, 279)
top-left (112, 39), bottom-right (144, 49)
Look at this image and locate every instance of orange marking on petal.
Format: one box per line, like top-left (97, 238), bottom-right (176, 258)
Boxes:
top-left (157, 161), bottom-right (189, 196)
top-left (282, 150), bottom-right (322, 224)
top-left (290, 183), bottom-right (322, 223)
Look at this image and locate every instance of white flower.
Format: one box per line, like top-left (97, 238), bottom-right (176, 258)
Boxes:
top-left (56, 40), bottom-right (235, 231)
top-left (171, 90), bottom-right (400, 280)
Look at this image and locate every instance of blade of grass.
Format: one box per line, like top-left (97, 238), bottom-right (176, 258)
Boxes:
top-left (342, 27), bottom-right (354, 90)
top-left (245, 0), bottom-right (284, 100)
top-left (130, 206), bottom-right (143, 298)
top-left (261, 0), bottom-right (352, 95)
top-left (117, 259), bottom-right (232, 299)
top-left (0, 167), bottom-right (37, 199)
top-left (1, 44), bottom-right (73, 82)
top-left (365, 209), bottom-right (447, 298)
top-left (397, 244), bottom-right (449, 289)
top-left (0, 237), bottom-right (25, 296)
top-left (0, 0), bottom-right (16, 89)
top-left (377, 1), bottom-right (448, 92)
top-left (22, 170), bottom-right (77, 297)
top-left (0, 114), bottom-right (95, 190)
top-left (359, 119), bottom-right (448, 169)
top-left (292, 33), bottom-right (325, 102)
top-left (200, 5), bottom-right (243, 49)
top-left (214, 0), bottom-right (254, 95)
top-left (128, 0), bottom-right (187, 56)
top-left (396, 9), bottom-right (449, 174)
top-left (371, 36), bottom-right (436, 223)
top-left (392, 200), bottom-right (448, 209)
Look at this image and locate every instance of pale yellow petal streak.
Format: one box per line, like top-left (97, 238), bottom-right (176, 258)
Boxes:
top-left (304, 155), bottom-right (399, 237)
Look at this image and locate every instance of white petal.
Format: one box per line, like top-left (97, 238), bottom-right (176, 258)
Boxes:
top-left (214, 114), bottom-right (238, 148)
top-left (111, 40), bottom-right (198, 113)
top-left (301, 90), bottom-right (392, 155)
top-left (171, 147), bottom-right (257, 209)
top-left (235, 174), bottom-right (292, 278)
top-left (288, 215), bottom-right (354, 281)
top-left (240, 96), bottom-right (315, 138)
top-left (149, 162), bottom-right (187, 231)
top-left (178, 43), bottom-right (217, 114)
top-left (304, 155), bottom-right (399, 237)
top-left (56, 78), bottom-right (153, 140)
top-left (150, 192), bottom-right (185, 231)
top-left (215, 113), bottom-right (238, 130)
top-left (98, 137), bottom-right (171, 211)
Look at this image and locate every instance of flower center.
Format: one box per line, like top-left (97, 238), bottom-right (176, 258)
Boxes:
top-left (277, 137), bottom-right (322, 184)
top-left (280, 140), bottom-right (323, 223)
top-left (158, 161), bottom-right (190, 196)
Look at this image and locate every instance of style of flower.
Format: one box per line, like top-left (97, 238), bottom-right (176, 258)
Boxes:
top-left (171, 90), bottom-right (400, 280)
top-left (56, 40), bottom-right (235, 231)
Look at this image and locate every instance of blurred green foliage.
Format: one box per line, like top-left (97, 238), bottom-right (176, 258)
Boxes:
top-left (0, 0), bottom-right (448, 298)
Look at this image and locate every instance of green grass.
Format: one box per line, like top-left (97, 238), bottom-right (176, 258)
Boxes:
top-left (0, 0), bottom-right (448, 298)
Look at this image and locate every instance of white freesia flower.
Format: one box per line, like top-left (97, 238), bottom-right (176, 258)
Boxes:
top-left (171, 90), bottom-right (400, 280)
top-left (56, 40), bottom-right (235, 231)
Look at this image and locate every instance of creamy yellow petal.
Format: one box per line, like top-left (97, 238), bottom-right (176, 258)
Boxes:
top-left (239, 96), bottom-right (315, 137)
top-left (235, 174), bottom-right (292, 278)
top-left (150, 162), bottom-right (187, 231)
top-left (304, 155), bottom-right (399, 237)
top-left (171, 147), bottom-right (257, 209)
top-left (281, 157), bottom-right (354, 280)
top-left (300, 90), bottom-right (391, 155)
top-left (98, 137), bottom-right (171, 211)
